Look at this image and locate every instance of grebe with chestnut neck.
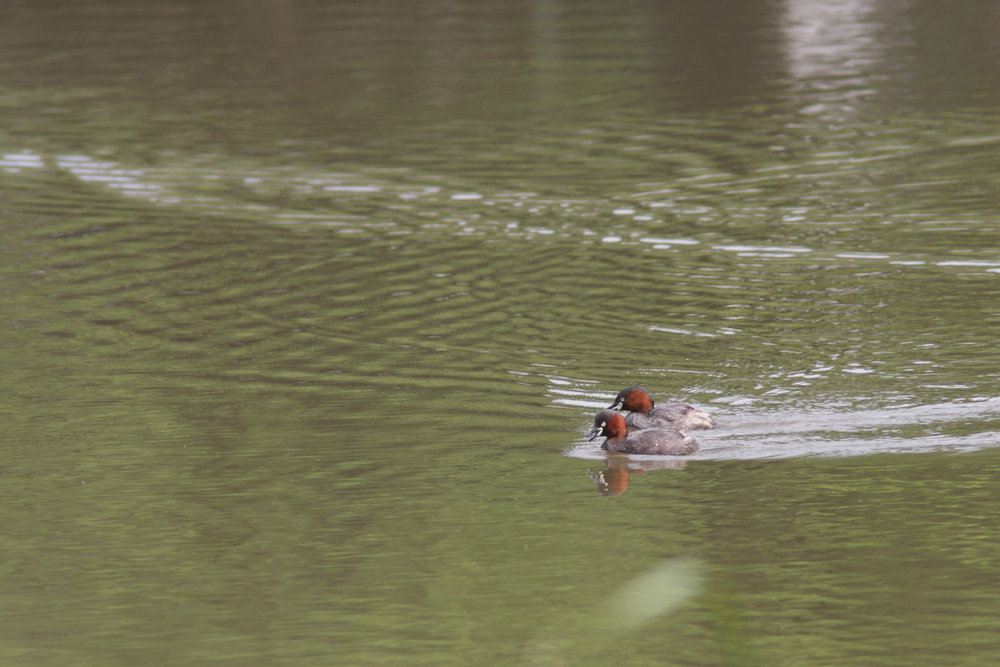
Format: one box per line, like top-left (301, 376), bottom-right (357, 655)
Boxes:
top-left (588, 409), bottom-right (698, 456)
top-left (608, 386), bottom-right (715, 431)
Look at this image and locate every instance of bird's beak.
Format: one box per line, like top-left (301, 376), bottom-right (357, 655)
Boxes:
top-left (587, 426), bottom-right (602, 441)
top-left (607, 399), bottom-right (622, 410)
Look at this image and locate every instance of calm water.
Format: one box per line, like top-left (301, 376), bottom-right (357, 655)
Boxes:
top-left (3, 1), bottom-right (1000, 665)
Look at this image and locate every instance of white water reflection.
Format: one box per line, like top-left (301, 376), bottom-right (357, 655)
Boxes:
top-left (780, 0), bottom-right (885, 82)
top-left (0, 151), bottom-right (45, 171)
top-left (714, 244), bottom-right (812, 255)
top-left (7, 146), bottom-right (999, 283)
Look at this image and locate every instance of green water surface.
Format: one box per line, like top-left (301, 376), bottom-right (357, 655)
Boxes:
top-left (2, 1), bottom-right (1000, 665)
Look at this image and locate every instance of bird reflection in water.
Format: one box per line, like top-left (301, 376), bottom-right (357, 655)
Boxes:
top-left (588, 455), bottom-right (687, 496)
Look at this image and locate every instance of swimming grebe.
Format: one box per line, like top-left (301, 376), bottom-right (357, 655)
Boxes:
top-left (608, 386), bottom-right (715, 431)
top-left (588, 409), bottom-right (698, 456)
